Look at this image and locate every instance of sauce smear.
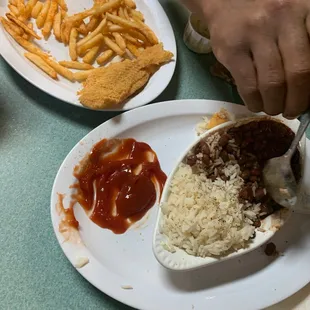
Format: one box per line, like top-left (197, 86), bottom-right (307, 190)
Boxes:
top-left (73, 138), bottom-right (166, 234)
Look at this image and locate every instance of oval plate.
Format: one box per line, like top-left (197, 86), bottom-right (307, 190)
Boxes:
top-left (0, 0), bottom-right (176, 111)
top-left (153, 115), bottom-right (304, 271)
top-left (51, 100), bottom-right (310, 310)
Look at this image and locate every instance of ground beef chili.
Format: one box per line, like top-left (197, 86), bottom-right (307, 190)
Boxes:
top-left (185, 119), bottom-right (301, 224)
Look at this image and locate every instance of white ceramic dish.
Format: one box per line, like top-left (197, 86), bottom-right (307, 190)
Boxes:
top-left (0, 0), bottom-right (176, 111)
top-left (51, 100), bottom-right (310, 310)
top-left (183, 13), bottom-right (212, 54)
top-left (153, 115), bottom-right (306, 271)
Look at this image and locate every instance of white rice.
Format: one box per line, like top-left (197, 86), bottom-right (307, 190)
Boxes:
top-left (160, 163), bottom-right (258, 257)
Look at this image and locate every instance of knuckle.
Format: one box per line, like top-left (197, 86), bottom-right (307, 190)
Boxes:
top-left (247, 12), bottom-right (267, 29)
top-left (265, 0), bottom-right (291, 13)
top-left (287, 67), bottom-right (310, 84)
top-left (212, 40), bottom-right (245, 68)
top-left (259, 78), bottom-right (285, 94)
top-left (239, 84), bottom-right (259, 97)
top-left (211, 27), bottom-right (245, 51)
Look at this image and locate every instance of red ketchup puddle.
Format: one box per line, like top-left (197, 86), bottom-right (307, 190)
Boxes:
top-left (60, 138), bottom-right (167, 235)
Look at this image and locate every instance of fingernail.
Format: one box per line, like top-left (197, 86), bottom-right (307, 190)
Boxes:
top-left (283, 115), bottom-right (297, 120)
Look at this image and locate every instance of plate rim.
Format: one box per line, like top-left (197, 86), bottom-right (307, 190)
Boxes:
top-left (50, 99), bottom-right (310, 310)
top-left (0, 0), bottom-right (177, 111)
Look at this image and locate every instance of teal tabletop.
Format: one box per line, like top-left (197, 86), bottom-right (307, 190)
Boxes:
top-left (0, 1), bottom-right (309, 309)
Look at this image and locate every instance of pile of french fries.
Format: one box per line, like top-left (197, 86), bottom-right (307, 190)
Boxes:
top-left (0, 0), bottom-right (159, 82)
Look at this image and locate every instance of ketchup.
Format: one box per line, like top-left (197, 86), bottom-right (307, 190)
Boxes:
top-left (73, 138), bottom-right (166, 234)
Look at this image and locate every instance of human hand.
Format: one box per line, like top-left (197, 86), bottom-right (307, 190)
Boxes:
top-left (183, 0), bottom-right (310, 118)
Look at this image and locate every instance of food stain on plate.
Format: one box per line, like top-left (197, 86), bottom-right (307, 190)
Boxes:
top-left (56, 193), bottom-right (83, 244)
top-left (56, 138), bottom-right (166, 237)
top-left (121, 285), bottom-right (133, 290)
top-left (74, 256), bottom-right (90, 269)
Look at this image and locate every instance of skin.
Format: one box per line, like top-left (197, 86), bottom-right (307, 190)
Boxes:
top-left (182, 0), bottom-right (310, 118)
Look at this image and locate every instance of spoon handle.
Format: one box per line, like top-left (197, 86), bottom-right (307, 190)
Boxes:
top-left (286, 110), bottom-right (310, 158)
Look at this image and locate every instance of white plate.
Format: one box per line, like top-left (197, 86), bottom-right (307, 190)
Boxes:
top-left (51, 100), bottom-right (310, 310)
top-left (153, 115), bottom-right (305, 271)
top-left (0, 0), bottom-right (176, 111)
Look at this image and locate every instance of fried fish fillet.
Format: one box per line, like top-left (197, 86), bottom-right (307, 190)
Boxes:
top-left (79, 44), bottom-right (173, 109)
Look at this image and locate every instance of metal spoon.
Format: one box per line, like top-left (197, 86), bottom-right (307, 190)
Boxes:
top-left (263, 111), bottom-right (310, 208)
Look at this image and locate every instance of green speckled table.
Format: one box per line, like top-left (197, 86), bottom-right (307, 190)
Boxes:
top-left (1, 1), bottom-right (309, 309)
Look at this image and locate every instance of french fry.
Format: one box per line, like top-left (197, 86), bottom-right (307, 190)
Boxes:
top-left (27, 22), bottom-right (34, 40)
top-left (107, 13), bottom-right (157, 44)
top-left (106, 13), bottom-right (137, 29)
top-left (24, 52), bottom-right (57, 79)
top-left (36, 0), bottom-right (51, 29)
top-left (5, 18), bottom-right (24, 36)
top-left (6, 13), bottom-right (41, 40)
top-left (69, 27), bottom-right (78, 60)
top-left (9, 0), bottom-right (17, 6)
top-left (53, 10), bottom-right (62, 41)
top-left (43, 56), bottom-right (74, 81)
top-left (123, 7), bottom-right (130, 20)
top-left (128, 29), bottom-right (148, 43)
top-left (130, 9), bottom-right (144, 22)
top-left (103, 36), bottom-right (124, 56)
top-left (16, 0), bottom-right (26, 16)
top-left (122, 32), bottom-right (143, 46)
top-left (24, 0), bottom-right (38, 19)
top-left (73, 69), bottom-right (96, 82)
top-left (126, 41), bottom-right (140, 57)
top-left (82, 45), bottom-right (100, 64)
top-left (31, 1), bottom-right (43, 18)
top-left (22, 32), bottom-right (29, 40)
top-left (86, 16), bottom-right (99, 32)
top-left (60, 21), bottom-right (66, 43)
top-left (96, 49), bottom-right (114, 65)
top-left (18, 14), bottom-right (27, 22)
top-left (56, 0), bottom-right (68, 11)
top-left (118, 7), bottom-right (125, 18)
top-left (61, 9), bottom-right (67, 19)
top-left (78, 33), bottom-right (103, 56)
top-left (8, 5), bottom-right (20, 17)
top-left (63, 0), bottom-right (121, 33)
top-left (59, 60), bottom-right (94, 70)
top-left (77, 17), bottom-right (106, 47)
top-left (1, 17), bottom-right (46, 57)
top-left (108, 24), bottom-right (123, 32)
top-left (133, 19), bottom-right (158, 45)
top-left (42, 0), bottom-right (58, 38)
top-left (124, 0), bottom-right (136, 9)
top-left (112, 32), bottom-right (126, 50)
top-left (124, 48), bottom-right (135, 60)
top-left (77, 21), bottom-right (88, 35)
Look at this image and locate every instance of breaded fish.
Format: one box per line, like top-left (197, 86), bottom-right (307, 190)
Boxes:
top-left (79, 44), bottom-right (173, 109)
